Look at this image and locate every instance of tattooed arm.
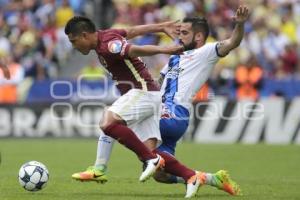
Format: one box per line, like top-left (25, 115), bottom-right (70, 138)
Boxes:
top-left (217, 5), bottom-right (249, 57)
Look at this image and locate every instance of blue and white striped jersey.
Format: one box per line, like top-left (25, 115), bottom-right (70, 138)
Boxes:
top-left (160, 42), bottom-right (220, 109)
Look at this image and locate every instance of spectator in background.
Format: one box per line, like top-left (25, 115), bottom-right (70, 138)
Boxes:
top-left (42, 16), bottom-right (57, 56)
top-left (55, 0), bottom-right (74, 28)
top-left (235, 56), bottom-right (263, 100)
top-left (0, 54), bottom-right (24, 103)
top-left (55, 0), bottom-right (74, 64)
top-left (79, 58), bottom-right (107, 81)
top-left (280, 43), bottom-right (298, 76)
top-left (192, 82), bottom-right (210, 103)
top-left (56, 0), bottom-right (85, 14)
top-left (35, 0), bottom-right (55, 27)
top-left (0, 56), bottom-right (10, 80)
top-left (16, 25), bottom-right (53, 80)
top-left (160, 0), bottom-right (185, 21)
top-left (0, 33), bottom-right (10, 57)
top-left (280, 9), bottom-right (297, 43)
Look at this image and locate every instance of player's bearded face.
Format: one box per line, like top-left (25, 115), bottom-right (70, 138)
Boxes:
top-left (179, 23), bottom-right (197, 51)
top-left (179, 35), bottom-right (197, 51)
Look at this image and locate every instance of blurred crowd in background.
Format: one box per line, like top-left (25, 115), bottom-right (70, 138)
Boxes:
top-left (0, 0), bottom-right (299, 103)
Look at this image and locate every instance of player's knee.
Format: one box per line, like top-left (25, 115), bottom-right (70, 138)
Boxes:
top-left (99, 120), bottom-right (116, 131)
top-left (99, 123), bottom-right (107, 131)
top-left (99, 111), bottom-right (124, 131)
top-left (99, 120), bottom-right (110, 131)
top-left (143, 138), bottom-right (157, 150)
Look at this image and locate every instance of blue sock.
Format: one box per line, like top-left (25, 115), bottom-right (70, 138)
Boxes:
top-left (168, 175), bottom-right (185, 184)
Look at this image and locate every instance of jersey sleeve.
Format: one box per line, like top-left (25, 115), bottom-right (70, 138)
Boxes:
top-left (160, 64), bottom-right (169, 77)
top-left (109, 29), bottom-right (127, 38)
top-left (120, 40), bottom-right (132, 58)
top-left (198, 42), bottom-right (221, 63)
top-left (106, 37), bottom-right (132, 59)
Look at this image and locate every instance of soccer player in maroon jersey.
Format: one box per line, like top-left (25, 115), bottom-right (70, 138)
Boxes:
top-left (65, 16), bottom-right (186, 183)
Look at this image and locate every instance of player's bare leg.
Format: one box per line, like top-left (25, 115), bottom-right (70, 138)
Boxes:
top-left (143, 138), bottom-right (157, 150)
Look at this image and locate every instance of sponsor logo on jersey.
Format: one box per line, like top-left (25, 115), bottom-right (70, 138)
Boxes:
top-left (183, 49), bottom-right (195, 60)
top-left (183, 54), bottom-right (194, 60)
top-left (108, 40), bottom-right (123, 53)
top-left (166, 67), bottom-right (184, 79)
top-left (120, 39), bottom-right (128, 56)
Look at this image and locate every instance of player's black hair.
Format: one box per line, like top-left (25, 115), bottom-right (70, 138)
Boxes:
top-left (182, 17), bottom-right (209, 40)
top-left (65, 16), bottom-right (96, 36)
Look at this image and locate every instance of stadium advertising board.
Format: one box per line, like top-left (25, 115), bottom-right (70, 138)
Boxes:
top-left (0, 97), bottom-right (299, 144)
top-left (191, 97), bottom-right (300, 144)
top-left (0, 103), bottom-right (104, 138)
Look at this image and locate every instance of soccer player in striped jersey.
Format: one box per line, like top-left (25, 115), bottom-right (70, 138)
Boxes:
top-left (150, 5), bottom-right (249, 197)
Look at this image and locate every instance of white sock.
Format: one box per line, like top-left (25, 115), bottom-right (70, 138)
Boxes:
top-left (94, 131), bottom-right (115, 169)
top-left (176, 176), bottom-right (185, 184)
top-left (204, 173), bottom-right (217, 187)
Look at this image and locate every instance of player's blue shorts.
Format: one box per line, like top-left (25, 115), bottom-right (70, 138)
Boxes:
top-left (157, 103), bottom-right (189, 155)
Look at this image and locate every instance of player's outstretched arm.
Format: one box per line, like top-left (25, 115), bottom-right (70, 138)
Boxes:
top-left (0, 58), bottom-right (10, 80)
top-left (216, 5), bottom-right (249, 57)
top-left (125, 21), bottom-right (180, 40)
top-left (128, 44), bottom-right (184, 58)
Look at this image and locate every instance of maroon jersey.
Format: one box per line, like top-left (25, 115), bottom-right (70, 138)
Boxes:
top-left (96, 29), bottom-right (159, 95)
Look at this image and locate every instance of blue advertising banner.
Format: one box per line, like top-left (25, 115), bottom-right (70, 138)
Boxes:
top-left (26, 79), bottom-right (119, 103)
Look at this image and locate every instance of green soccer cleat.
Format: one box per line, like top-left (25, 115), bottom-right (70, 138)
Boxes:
top-left (71, 166), bottom-right (108, 183)
top-left (214, 170), bottom-right (242, 195)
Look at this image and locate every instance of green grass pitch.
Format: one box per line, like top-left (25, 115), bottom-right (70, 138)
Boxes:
top-left (0, 139), bottom-right (299, 200)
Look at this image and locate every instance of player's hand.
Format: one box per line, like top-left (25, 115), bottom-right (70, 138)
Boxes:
top-left (162, 20), bottom-right (181, 40)
top-left (163, 44), bottom-right (184, 55)
top-left (0, 59), bottom-right (10, 80)
top-left (232, 5), bottom-right (249, 24)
